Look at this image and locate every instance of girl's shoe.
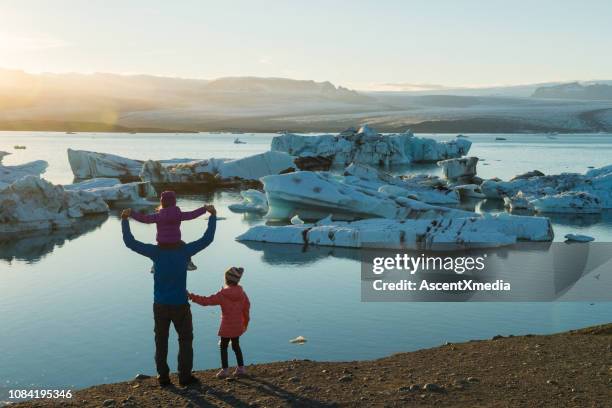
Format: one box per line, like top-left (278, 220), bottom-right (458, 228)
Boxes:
top-left (187, 261), bottom-right (197, 271)
top-left (216, 369), bottom-right (229, 379)
top-left (233, 366), bottom-right (246, 377)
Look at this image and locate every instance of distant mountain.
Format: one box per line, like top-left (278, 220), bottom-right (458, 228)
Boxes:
top-left (532, 82), bottom-right (612, 100)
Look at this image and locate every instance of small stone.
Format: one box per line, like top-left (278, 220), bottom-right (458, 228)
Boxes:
top-left (103, 399), bottom-right (116, 407)
top-left (492, 335), bottom-right (504, 340)
top-left (134, 373), bottom-right (151, 380)
top-left (339, 374), bottom-right (353, 382)
top-left (423, 383), bottom-right (442, 392)
top-left (409, 384), bottom-right (421, 392)
top-left (288, 376), bottom-right (301, 383)
top-left (467, 377), bottom-right (480, 383)
top-left (397, 386), bottom-right (411, 393)
top-left (547, 379), bottom-right (558, 385)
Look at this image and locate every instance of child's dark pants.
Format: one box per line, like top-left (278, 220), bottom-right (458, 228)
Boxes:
top-left (220, 337), bottom-right (244, 368)
top-left (153, 303), bottom-right (193, 382)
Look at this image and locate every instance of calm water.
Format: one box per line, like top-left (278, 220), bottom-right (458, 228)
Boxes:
top-left (1, 132), bottom-right (612, 401)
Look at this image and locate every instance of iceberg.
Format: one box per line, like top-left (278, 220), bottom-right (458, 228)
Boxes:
top-left (64, 178), bottom-right (156, 206)
top-left (564, 233), bottom-right (595, 242)
top-left (262, 170), bottom-right (469, 222)
top-left (140, 151), bottom-right (296, 187)
top-left (437, 157), bottom-right (478, 181)
top-left (271, 126), bottom-right (471, 167)
top-left (0, 158), bottom-right (48, 184)
top-left (481, 165), bottom-right (612, 211)
top-left (228, 189), bottom-right (269, 214)
top-left (0, 176), bottom-right (109, 235)
top-left (67, 149), bottom-right (195, 181)
top-left (237, 213), bottom-right (553, 250)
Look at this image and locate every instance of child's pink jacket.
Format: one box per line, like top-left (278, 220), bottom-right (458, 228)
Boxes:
top-left (190, 285), bottom-right (250, 338)
top-left (131, 206), bottom-right (206, 244)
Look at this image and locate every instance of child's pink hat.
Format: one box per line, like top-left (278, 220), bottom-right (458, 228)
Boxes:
top-left (160, 191), bottom-right (176, 207)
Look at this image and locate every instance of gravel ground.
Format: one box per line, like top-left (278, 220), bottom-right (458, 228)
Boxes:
top-left (12, 323), bottom-right (612, 408)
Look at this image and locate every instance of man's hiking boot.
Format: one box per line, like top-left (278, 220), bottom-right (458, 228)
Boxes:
top-left (216, 369), bottom-right (229, 379)
top-left (179, 375), bottom-right (199, 387)
top-left (233, 366), bottom-right (246, 377)
top-left (157, 375), bottom-right (171, 387)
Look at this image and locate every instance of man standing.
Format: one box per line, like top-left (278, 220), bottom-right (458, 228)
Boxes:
top-left (121, 206), bottom-right (217, 386)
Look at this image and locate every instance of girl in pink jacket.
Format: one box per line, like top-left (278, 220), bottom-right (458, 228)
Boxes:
top-left (188, 267), bottom-right (250, 378)
top-left (131, 190), bottom-right (209, 271)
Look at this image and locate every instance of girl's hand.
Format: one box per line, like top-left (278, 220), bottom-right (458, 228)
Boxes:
top-left (121, 208), bottom-right (132, 219)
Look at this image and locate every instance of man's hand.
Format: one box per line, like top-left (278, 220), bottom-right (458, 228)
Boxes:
top-left (206, 205), bottom-right (217, 216)
top-left (121, 208), bottom-right (132, 220)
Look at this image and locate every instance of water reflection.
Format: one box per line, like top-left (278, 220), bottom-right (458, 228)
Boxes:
top-left (0, 214), bottom-right (108, 264)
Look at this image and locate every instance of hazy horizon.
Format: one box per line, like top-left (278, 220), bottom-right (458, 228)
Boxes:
top-left (2, 0), bottom-right (612, 90)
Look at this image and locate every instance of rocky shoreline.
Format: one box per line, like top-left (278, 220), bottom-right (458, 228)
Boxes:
top-left (12, 323), bottom-right (612, 407)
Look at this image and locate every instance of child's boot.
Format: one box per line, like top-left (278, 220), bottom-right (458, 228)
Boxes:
top-left (216, 368), bottom-right (229, 379)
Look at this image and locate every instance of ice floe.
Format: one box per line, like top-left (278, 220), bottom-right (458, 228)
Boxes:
top-left (0, 176), bottom-right (109, 235)
top-left (237, 213), bottom-right (553, 250)
top-left (0, 158), bottom-right (48, 184)
top-left (262, 170), bottom-right (468, 221)
top-left (64, 178), bottom-right (156, 206)
top-left (228, 189), bottom-right (269, 214)
top-left (67, 149), bottom-right (194, 181)
top-left (140, 151), bottom-right (296, 186)
top-left (437, 157), bottom-right (478, 181)
top-left (271, 125), bottom-right (471, 166)
top-left (564, 233), bottom-right (595, 242)
top-left (481, 165), bottom-right (612, 211)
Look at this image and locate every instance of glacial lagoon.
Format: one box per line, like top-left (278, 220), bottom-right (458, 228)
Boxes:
top-left (1, 131), bottom-right (612, 400)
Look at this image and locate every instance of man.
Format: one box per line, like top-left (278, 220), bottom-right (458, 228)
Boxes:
top-left (121, 206), bottom-right (217, 386)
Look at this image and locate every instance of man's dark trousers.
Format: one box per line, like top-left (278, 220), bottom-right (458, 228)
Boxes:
top-left (153, 303), bottom-right (193, 381)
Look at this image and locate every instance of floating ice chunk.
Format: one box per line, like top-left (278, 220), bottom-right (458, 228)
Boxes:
top-left (289, 336), bottom-right (307, 344)
top-left (531, 191), bottom-right (602, 214)
top-left (290, 215), bottom-right (304, 225)
top-left (0, 151), bottom-right (10, 163)
top-left (68, 149), bottom-right (144, 180)
top-left (481, 165), bottom-right (612, 209)
top-left (0, 159), bottom-right (48, 184)
top-left (64, 178), bottom-right (156, 206)
top-left (67, 149), bottom-right (196, 180)
top-left (564, 233), bottom-right (595, 242)
top-left (237, 213), bottom-right (553, 250)
top-left (140, 151), bottom-right (296, 186)
top-left (437, 157), bottom-right (478, 181)
top-left (503, 191), bottom-right (533, 211)
top-left (228, 189), bottom-right (269, 214)
top-left (453, 184), bottom-right (485, 199)
top-left (271, 126), bottom-right (471, 166)
top-left (0, 176), bottom-right (108, 235)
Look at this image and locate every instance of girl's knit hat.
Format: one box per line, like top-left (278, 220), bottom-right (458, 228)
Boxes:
top-left (160, 191), bottom-right (176, 207)
top-left (225, 267), bottom-right (244, 285)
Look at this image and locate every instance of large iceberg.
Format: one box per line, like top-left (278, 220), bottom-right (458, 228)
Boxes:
top-left (0, 157), bottom-right (48, 184)
top-left (262, 170), bottom-right (467, 221)
top-left (271, 125), bottom-right (471, 167)
top-left (481, 165), bottom-right (612, 212)
top-left (140, 151), bottom-right (296, 186)
top-left (67, 149), bottom-right (194, 181)
top-left (237, 213), bottom-right (553, 250)
top-left (0, 176), bottom-right (109, 235)
top-left (64, 178), bottom-right (156, 206)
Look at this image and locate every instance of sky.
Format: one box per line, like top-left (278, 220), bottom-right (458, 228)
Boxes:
top-left (1, 0), bottom-right (611, 90)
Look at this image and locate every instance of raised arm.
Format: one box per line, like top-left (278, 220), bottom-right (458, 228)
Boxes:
top-left (130, 210), bottom-right (159, 224)
top-left (184, 212), bottom-right (217, 257)
top-left (121, 211), bottom-right (157, 259)
top-left (188, 290), bottom-right (223, 306)
top-left (180, 206), bottom-right (207, 221)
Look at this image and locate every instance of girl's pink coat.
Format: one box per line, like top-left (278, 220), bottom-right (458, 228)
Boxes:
top-left (190, 285), bottom-right (250, 338)
top-left (131, 206), bottom-right (206, 244)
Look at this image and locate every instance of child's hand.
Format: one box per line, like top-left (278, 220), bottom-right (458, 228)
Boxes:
top-left (121, 208), bottom-right (132, 219)
top-left (243, 322), bottom-right (249, 332)
top-left (205, 205), bottom-right (217, 216)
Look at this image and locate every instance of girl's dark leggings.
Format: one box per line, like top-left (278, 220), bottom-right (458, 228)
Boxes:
top-left (220, 337), bottom-right (244, 368)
